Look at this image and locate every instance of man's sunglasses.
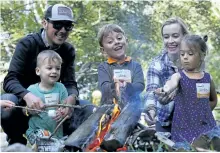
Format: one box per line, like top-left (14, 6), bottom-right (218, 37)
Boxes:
top-left (47, 19), bottom-right (74, 31)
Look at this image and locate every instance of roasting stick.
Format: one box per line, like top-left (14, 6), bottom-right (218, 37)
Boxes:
top-left (48, 115), bottom-right (70, 140)
top-left (12, 105), bottom-right (47, 113)
top-left (44, 104), bottom-right (96, 109)
top-left (12, 104), bottom-right (96, 112)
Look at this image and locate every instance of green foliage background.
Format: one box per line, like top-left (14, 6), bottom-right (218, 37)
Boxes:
top-left (1, 0), bottom-right (220, 102)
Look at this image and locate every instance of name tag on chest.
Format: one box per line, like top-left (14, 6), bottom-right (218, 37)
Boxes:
top-left (196, 83), bottom-right (210, 98)
top-left (44, 93), bottom-right (59, 105)
top-left (113, 69), bottom-right (131, 82)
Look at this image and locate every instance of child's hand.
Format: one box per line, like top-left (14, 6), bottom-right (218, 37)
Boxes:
top-left (119, 79), bottom-right (126, 87)
top-left (154, 88), bottom-right (166, 96)
top-left (154, 88), bottom-right (169, 104)
top-left (59, 107), bottom-right (72, 119)
top-left (114, 78), bottom-right (126, 87)
top-left (60, 97), bottom-right (75, 119)
top-left (154, 87), bottom-right (177, 105)
top-left (53, 108), bottom-right (63, 123)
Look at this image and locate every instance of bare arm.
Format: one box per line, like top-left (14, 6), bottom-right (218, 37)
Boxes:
top-left (163, 73), bottom-right (181, 94)
top-left (154, 72), bottom-right (180, 105)
top-left (209, 76), bottom-right (217, 110)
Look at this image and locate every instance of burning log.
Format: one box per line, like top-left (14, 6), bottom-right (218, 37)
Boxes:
top-left (64, 75), bottom-right (142, 151)
top-left (64, 104), bottom-right (115, 151)
top-left (100, 102), bottom-right (141, 151)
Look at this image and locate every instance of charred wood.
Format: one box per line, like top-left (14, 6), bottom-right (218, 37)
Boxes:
top-left (100, 103), bottom-right (141, 151)
top-left (64, 104), bottom-right (114, 151)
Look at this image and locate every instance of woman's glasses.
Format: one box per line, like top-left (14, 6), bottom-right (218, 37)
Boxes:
top-left (47, 19), bottom-right (74, 31)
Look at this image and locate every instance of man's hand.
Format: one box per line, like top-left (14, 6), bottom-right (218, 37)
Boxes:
top-left (0, 100), bottom-right (15, 109)
top-left (142, 110), bottom-right (156, 126)
top-left (60, 95), bottom-right (76, 118)
top-left (23, 92), bottom-right (44, 114)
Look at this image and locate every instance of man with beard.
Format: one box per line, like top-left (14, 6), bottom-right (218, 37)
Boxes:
top-left (1, 4), bottom-right (93, 145)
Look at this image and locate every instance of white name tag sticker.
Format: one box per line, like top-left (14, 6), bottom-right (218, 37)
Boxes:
top-left (44, 93), bottom-right (59, 105)
top-left (196, 83), bottom-right (210, 98)
top-left (113, 69), bottom-right (131, 82)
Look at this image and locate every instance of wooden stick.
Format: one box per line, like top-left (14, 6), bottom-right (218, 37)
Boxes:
top-left (114, 82), bottom-right (121, 104)
top-left (44, 104), bottom-right (96, 109)
top-left (12, 105), bottom-right (47, 113)
top-left (48, 115), bottom-right (70, 140)
top-left (12, 104), bottom-right (95, 112)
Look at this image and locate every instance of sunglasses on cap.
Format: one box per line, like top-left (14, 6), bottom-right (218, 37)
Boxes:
top-left (46, 19), bottom-right (74, 31)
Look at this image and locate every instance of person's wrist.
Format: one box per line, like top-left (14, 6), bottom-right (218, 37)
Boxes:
top-left (23, 92), bottom-right (30, 101)
top-left (163, 85), bottom-right (170, 93)
top-left (67, 94), bottom-right (78, 105)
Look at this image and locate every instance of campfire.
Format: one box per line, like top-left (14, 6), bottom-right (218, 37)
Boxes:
top-left (85, 102), bottom-right (120, 151)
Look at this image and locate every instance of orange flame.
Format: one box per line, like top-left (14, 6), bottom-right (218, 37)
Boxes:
top-left (85, 99), bottom-right (121, 152)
